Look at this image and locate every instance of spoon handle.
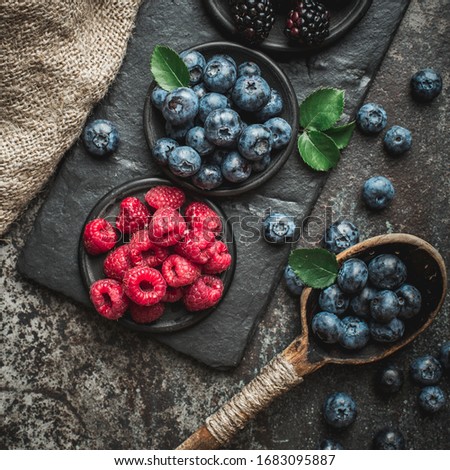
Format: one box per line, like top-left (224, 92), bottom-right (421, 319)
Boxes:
top-left (176, 338), bottom-right (324, 450)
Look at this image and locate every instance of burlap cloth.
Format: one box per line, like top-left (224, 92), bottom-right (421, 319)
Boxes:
top-left (0, 0), bottom-right (142, 236)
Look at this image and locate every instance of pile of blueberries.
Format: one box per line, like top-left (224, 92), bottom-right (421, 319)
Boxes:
top-left (150, 50), bottom-right (292, 190)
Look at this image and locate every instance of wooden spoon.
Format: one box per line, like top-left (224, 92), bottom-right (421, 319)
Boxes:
top-left (177, 234), bottom-right (447, 450)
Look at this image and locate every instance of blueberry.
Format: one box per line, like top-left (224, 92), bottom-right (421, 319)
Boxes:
top-left (356, 103), bottom-right (387, 134)
top-left (264, 117), bottom-right (292, 150)
top-left (339, 316), bottom-right (370, 350)
top-left (418, 386), bottom-right (446, 413)
top-left (162, 87), bottom-right (199, 125)
top-left (151, 86), bottom-right (168, 110)
top-left (191, 164), bottom-right (223, 190)
top-left (232, 75), bottom-right (271, 112)
top-left (221, 151), bottom-right (252, 183)
top-left (82, 119), bottom-right (119, 156)
top-left (238, 124), bottom-right (273, 161)
top-left (318, 439), bottom-right (343, 450)
top-left (376, 364), bottom-right (404, 394)
top-left (370, 318), bottom-right (405, 343)
top-left (370, 290), bottom-right (400, 323)
top-left (410, 355), bottom-right (443, 385)
top-left (180, 50), bottom-right (206, 86)
top-left (255, 89), bottom-right (283, 121)
top-left (208, 148), bottom-right (228, 166)
top-left (373, 428), bottom-right (405, 450)
top-left (350, 286), bottom-right (377, 320)
top-left (410, 68), bottom-right (443, 102)
top-left (238, 61), bottom-right (261, 77)
top-left (168, 146), bottom-right (201, 178)
top-left (284, 265), bottom-right (304, 296)
top-left (312, 312), bottom-right (342, 344)
top-left (210, 54), bottom-right (237, 70)
top-left (262, 212), bottom-right (296, 244)
top-left (204, 108), bottom-right (243, 147)
top-left (337, 258), bottom-right (368, 294)
top-left (396, 284), bottom-right (422, 319)
top-left (323, 392), bottom-right (357, 429)
top-left (319, 284), bottom-right (349, 316)
top-left (368, 254), bottom-right (407, 290)
top-left (252, 154), bottom-right (271, 173)
top-left (198, 93), bottom-right (231, 122)
top-left (383, 126), bottom-right (412, 156)
top-left (165, 120), bottom-right (194, 142)
top-left (439, 341), bottom-right (450, 370)
top-left (185, 126), bottom-right (215, 156)
top-left (193, 82), bottom-right (208, 99)
top-left (362, 176), bottom-right (395, 210)
top-left (151, 137), bottom-right (179, 166)
top-left (203, 57), bottom-right (237, 93)
top-left (323, 220), bottom-right (359, 254)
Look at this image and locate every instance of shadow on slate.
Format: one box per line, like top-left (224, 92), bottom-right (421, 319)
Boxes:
top-left (17, 0), bottom-right (410, 369)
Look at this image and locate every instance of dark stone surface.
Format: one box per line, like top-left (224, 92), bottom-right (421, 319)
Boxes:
top-left (17, 0), bottom-right (409, 369)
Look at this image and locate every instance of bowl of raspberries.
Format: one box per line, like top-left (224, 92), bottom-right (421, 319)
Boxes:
top-left (144, 41), bottom-right (298, 196)
top-left (79, 179), bottom-right (236, 332)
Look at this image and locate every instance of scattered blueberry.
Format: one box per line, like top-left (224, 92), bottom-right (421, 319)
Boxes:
top-left (151, 137), bottom-right (179, 166)
top-left (410, 68), bottom-right (443, 102)
top-left (418, 386), bottom-right (446, 413)
top-left (252, 154), bottom-right (271, 173)
top-left (319, 439), bottom-right (344, 450)
top-left (193, 82), bottom-right (208, 99)
top-left (323, 392), bottom-right (357, 429)
top-left (370, 290), bottom-right (400, 324)
top-left (396, 284), bottom-right (422, 319)
top-left (232, 75), bottom-right (271, 112)
top-left (262, 212), bottom-right (296, 244)
top-left (323, 220), bottom-right (359, 254)
top-left (264, 117), bottom-right (292, 150)
top-left (439, 341), bottom-right (450, 370)
top-left (151, 86), bottom-right (168, 110)
top-left (162, 87), bottom-right (199, 125)
top-left (83, 119), bottom-right (120, 156)
top-left (203, 56), bottom-right (237, 93)
top-left (255, 89), bottom-right (284, 121)
top-left (165, 120), bottom-right (195, 142)
top-left (312, 312), bottom-right (342, 344)
top-left (337, 258), bottom-right (368, 294)
top-left (319, 284), bottom-right (349, 316)
top-left (368, 254), bottom-right (407, 290)
top-left (339, 316), bottom-right (370, 350)
top-left (362, 176), bottom-right (395, 210)
top-left (284, 265), bottom-right (304, 296)
top-left (373, 428), bottom-right (405, 450)
top-left (356, 103), bottom-right (387, 135)
top-left (221, 151), bottom-right (252, 183)
top-left (350, 286), bottom-right (377, 320)
top-left (238, 124), bottom-right (273, 161)
top-left (180, 50), bottom-right (207, 86)
top-left (370, 318), bottom-right (405, 343)
top-left (185, 126), bottom-right (215, 156)
top-left (376, 364), bottom-right (404, 394)
top-left (204, 108), bottom-right (243, 147)
top-left (383, 126), bottom-right (412, 156)
top-left (191, 164), bottom-right (223, 190)
top-left (238, 61), bottom-right (261, 77)
top-left (198, 92), bottom-right (231, 122)
top-left (168, 146), bottom-right (201, 178)
top-left (410, 355), bottom-right (443, 385)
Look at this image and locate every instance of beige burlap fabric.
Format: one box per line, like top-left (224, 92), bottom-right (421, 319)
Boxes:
top-left (0, 0), bottom-right (142, 235)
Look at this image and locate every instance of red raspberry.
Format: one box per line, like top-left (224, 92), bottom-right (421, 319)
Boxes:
top-left (129, 230), bottom-right (169, 267)
top-left (185, 202), bottom-right (222, 241)
top-left (184, 275), bottom-right (224, 312)
top-left (116, 197), bottom-right (150, 235)
top-left (174, 230), bottom-right (213, 264)
top-left (83, 218), bottom-right (118, 255)
top-left (103, 245), bottom-right (133, 281)
top-left (123, 266), bottom-right (167, 306)
top-left (161, 254), bottom-right (201, 287)
top-left (129, 302), bottom-right (165, 324)
top-left (145, 185), bottom-right (186, 210)
top-left (162, 286), bottom-right (184, 303)
top-left (203, 241), bottom-right (232, 274)
top-left (148, 207), bottom-right (187, 247)
top-left (89, 279), bottom-right (129, 320)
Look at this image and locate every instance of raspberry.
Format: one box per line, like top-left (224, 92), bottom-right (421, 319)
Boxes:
top-left (145, 185), bottom-right (186, 210)
top-left (129, 230), bottom-right (169, 267)
top-left (184, 275), bottom-right (224, 312)
top-left (89, 279), bottom-right (129, 320)
top-left (148, 207), bottom-right (187, 247)
top-left (174, 230), bottom-right (214, 264)
top-left (161, 254), bottom-right (201, 287)
top-left (123, 266), bottom-right (167, 306)
top-left (83, 218), bottom-right (118, 255)
top-left (203, 241), bottom-right (232, 274)
top-left (185, 202), bottom-right (222, 241)
top-left (103, 244), bottom-right (133, 281)
top-left (129, 302), bottom-right (165, 324)
top-left (116, 197), bottom-right (150, 235)
top-left (162, 286), bottom-right (184, 303)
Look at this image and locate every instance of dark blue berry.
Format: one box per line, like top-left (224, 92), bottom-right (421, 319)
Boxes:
top-left (368, 254), bottom-right (407, 290)
top-left (376, 364), bottom-right (404, 394)
top-left (180, 50), bottom-right (206, 86)
top-left (162, 87), bottom-right (199, 125)
top-left (231, 75), bottom-right (271, 112)
top-left (210, 54), bottom-right (237, 70)
top-left (370, 290), bottom-right (400, 323)
top-left (312, 312), bottom-right (342, 344)
top-left (383, 126), bottom-right (412, 156)
top-left (185, 126), bottom-right (215, 156)
top-left (151, 137), bottom-right (179, 166)
top-left (262, 212), bottom-right (296, 244)
top-left (418, 386), bottom-right (446, 413)
top-left (151, 86), bottom-right (168, 110)
top-left (252, 154), bottom-right (271, 173)
top-left (221, 151), bottom-right (252, 183)
top-left (238, 124), bottom-right (272, 161)
top-left (203, 56), bottom-right (237, 93)
top-left (323, 392), bottom-right (357, 429)
top-left (323, 220), bottom-right (359, 255)
top-left (439, 341), bottom-right (450, 370)
top-left (410, 68), bottom-right (443, 102)
top-left (370, 318), bottom-right (405, 343)
top-left (319, 284), bottom-right (349, 316)
top-left (168, 146), bottom-right (201, 178)
top-left (337, 258), bottom-right (368, 294)
top-left (339, 316), bottom-right (370, 350)
top-left (165, 120), bottom-right (195, 142)
top-left (204, 108), bottom-right (243, 148)
top-left (410, 355), bottom-right (443, 385)
top-left (362, 176), bottom-right (395, 210)
top-left (198, 93), bottom-right (231, 122)
top-left (373, 428), bottom-right (405, 450)
top-left (264, 117), bottom-right (292, 150)
top-left (356, 103), bottom-right (387, 134)
top-left (238, 61), bottom-right (261, 77)
top-left (193, 82), bottom-right (208, 99)
top-left (255, 89), bottom-right (284, 121)
top-left (396, 284), bottom-right (422, 319)
top-left (191, 164), bottom-right (223, 190)
top-left (284, 265), bottom-right (304, 296)
top-left (350, 286), bottom-right (377, 320)
top-left (82, 119), bottom-right (119, 156)
top-left (319, 439), bottom-right (343, 450)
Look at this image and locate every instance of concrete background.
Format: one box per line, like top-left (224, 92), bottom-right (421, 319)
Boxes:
top-left (2, 0), bottom-right (449, 449)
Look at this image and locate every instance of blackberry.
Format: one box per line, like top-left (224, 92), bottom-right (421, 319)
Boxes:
top-left (230, 0), bottom-right (276, 44)
top-left (285, 0), bottom-right (330, 46)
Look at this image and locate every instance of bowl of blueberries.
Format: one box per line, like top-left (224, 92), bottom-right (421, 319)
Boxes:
top-left (144, 41), bottom-right (298, 196)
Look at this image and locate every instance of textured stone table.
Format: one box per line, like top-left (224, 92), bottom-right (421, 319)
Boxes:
top-left (2, 0), bottom-right (449, 449)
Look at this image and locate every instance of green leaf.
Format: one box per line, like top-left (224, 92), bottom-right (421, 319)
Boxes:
top-left (325, 121), bottom-right (356, 150)
top-left (289, 248), bottom-right (338, 289)
top-left (298, 130), bottom-right (340, 171)
top-left (300, 88), bottom-right (345, 131)
top-left (150, 45), bottom-right (190, 91)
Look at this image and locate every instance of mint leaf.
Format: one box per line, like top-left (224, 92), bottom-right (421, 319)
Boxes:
top-left (325, 121), bottom-right (356, 150)
top-left (150, 45), bottom-right (190, 91)
top-left (289, 248), bottom-right (338, 289)
top-left (298, 130), bottom-right (340, 171)
top-left (300, 88), bottom-right (345, 131)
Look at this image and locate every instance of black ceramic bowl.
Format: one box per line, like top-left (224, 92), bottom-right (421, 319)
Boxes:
top-left (143, 41), bottom-right (298, 197)
top-left (203, 0), bottom-right (373, 55)
top-left (79, 178), bottom-right (236, 333)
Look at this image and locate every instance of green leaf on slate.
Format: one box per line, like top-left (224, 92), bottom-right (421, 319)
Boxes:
top-left (299, 88), bottom-right (345, 131)
top-left (150, 45), bottom-right (190, 91)
top-left (289, 248), bottom-right (338, 289)
top-left (325, 121), bottom-right (356, 150)
top-left (298, 130), bottom-right (340, 171)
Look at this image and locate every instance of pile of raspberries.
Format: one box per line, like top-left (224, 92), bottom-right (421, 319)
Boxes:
top-left (83, 185), bottom-right (232, 324)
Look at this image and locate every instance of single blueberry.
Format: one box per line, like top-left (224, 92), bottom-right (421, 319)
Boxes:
top-left (410, 68), bottom-right (443, 102)
top-left (284, 265), bottom-right (304, 296)
top-left (238, 61), bottom-right (261, 77)
top-left (232, 75), bottom-right (271, 112)
top-left (356, 103), bottom-right (387, 134)
top-left (168, 146), bottom-right (201, 178)
top-left (383, 126), bottom-right (412, 156)
top-left (410, 355), bottom-right (443, 385)
top-left (162, 87), bottom-right (199, 126)
top-left (151, 86), bottom-right (168, 110)
top-left (262, 212), bottom-right (296, 244)
top-left (312, 312), bottom-right (342, 344)
top-left (319, 284), bottom-right (349, 316)
top-left (165, 119), bottom-right (195, 142)
top-left (255, 89), bottom-right (284, 121)
top-left (418, 386), bottom-right (446, 413)
top-left (373, 428), bottom-right (406, 450)
top-left (339, 316), bottom-right (370, 350)
top-left (193, 82), bottom-right (208, 99)
top-left (210, 54), bottom-right (237, 70)
top-left (318, 439), bottom-right (344, 450)
top-left (180, 50), bottom-right (206, 86)
top-left (323, 392), bottom-right (357, 429)
top-left (362, 176), bottom-right (395, 210)
top-left (82, 119), bottom-right (120, 156)
top-left (151, 137), bottom-right (179, 166)
top-left (370, 290), bottom-right (400, 324)
top-left (204, 108), bottom-right (243, 147)
top-left (439, 341), bottom-right (450, 370)
top-left (376, 364), bottom-right (404, 394)
top-left (350, 286), bottom-right (378, 320)
top-left (264, 117), bottom-right (292, 150)
top-left (185, 126), bottom-right (215, 156)
top-left (238, 124), bottom-right (273, 161)
top-left (368, 254), bottom-right (407, 290)
top-left (396, 284), bottom-right (422, 319)
top-left (198, 93), bottom-right (231, 122)
top-left (370, 318), bottom-right (405, 343)
top-left (323, 220), bottom-right (359, 254)
top-left (337, 258), bottom-right (368, 294)
top-left (221, 151), bottom-right (252, 183)
top-left (203, 57), bottom-right (237, 93)
top-left (251, 154), bottom-right (271, 173)
top-left (191, 164), bottom-right (223, 190)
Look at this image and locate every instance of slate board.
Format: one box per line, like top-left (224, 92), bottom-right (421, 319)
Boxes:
top-left (18, 0), bottom-right (410, 369)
